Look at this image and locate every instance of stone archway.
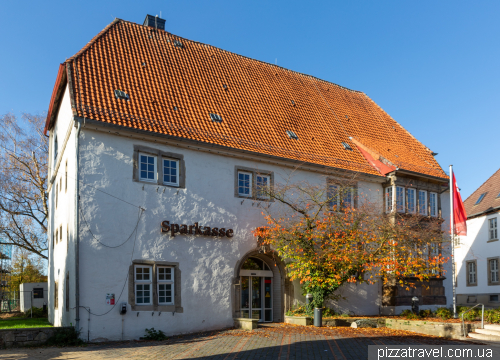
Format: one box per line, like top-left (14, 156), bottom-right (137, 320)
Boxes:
top-left (231, 249), bottom-right (291, 322)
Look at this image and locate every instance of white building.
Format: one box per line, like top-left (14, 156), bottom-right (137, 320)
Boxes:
top-left (456, 168), bottom-right (500, 307)
top-left (20, 283), bottom-right (48, 312)
top-left (44, 15), bottom-right (452, 341)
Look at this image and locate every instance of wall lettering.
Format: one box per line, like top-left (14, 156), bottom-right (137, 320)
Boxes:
top-left (161, 221), bottom-right (234, 238)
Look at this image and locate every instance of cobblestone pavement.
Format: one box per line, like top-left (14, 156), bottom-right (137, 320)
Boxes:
top-left (0, 324), bottom-right (498, 360)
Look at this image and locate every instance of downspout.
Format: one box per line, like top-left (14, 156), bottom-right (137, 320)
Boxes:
top-left (74, 119), bottom-right (82, 332)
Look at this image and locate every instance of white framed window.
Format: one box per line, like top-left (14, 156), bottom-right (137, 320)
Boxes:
top-left (163, 158), bottom-right (179, 186)
top-left (467, 261), bottom-right (477, 285)
top-left (429, 243), bottom-right (439, 275)
top-left (385, 186), bottom-right (393, 213)
top-left (396, 186), bottom-right (405, 213)
top-left (139, 153), bottom-right (157, 182)
top-left (407, 188), bottom-right (416, 214)
top-left (490, 259), bottom-right (499, 283)
top-left (429, 192), bottom-right (438, 217)
top-left (489, 218), bottom-right (498, 240)
top-left (134, 265), bottom-right (152, 305)
top-left (238, 172), bottom-right (252, 197)
top-left (418, 190), bottom-right (427, 216)
top-left (157, 267), bottom-right (174, 305)
top-left (256, 174), bottom-right (270, 199)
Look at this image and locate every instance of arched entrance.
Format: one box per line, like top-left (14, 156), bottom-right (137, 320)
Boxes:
top-left (232, 251), bottom-right (290, 322)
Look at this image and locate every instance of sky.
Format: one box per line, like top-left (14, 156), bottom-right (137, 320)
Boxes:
top-left (0, 0), bottom-right (498, 200)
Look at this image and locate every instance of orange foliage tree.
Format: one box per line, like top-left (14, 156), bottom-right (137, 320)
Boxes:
top-left (252, 179), bottom-right (449, 309)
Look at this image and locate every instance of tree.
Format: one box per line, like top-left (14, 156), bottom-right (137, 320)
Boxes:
top-left (253, 176), bottom-right (449, 309)
top-left (0, 113), bottom-right (48, 259)
top-left (8, 248), bottom-right (46, 292)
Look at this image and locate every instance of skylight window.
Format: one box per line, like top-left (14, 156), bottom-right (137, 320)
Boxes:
top-left (173, 40), bottom-right (183, 48)
top-left (475, 193), bottom-right (487, 205)
top-left (210, 113), bottom-right (222, 123)
top-left (497, 192), bottom-right (500, 199)
top-left (114, 90), bottom-right (129, 101)
top-left (286, 130), bottom-right (298, 140)
top-left (342, 142), bottom-right (352, 151)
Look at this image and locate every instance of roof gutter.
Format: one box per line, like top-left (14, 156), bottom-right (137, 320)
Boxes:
top-left (467, 205), bottom-right (500, 220)
top-left (389, 168), bottom-right (449, 183)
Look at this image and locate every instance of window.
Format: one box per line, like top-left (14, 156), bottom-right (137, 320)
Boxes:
top-left (489, 218), bottom-right (498, 240)
top-left (54, 281), bottom-right (58, 309)
top-left (429, 244), bottom-right (440, 275)
top-left (55, 183), bottom-right (58, 208)
top-left (256, 174), bottom-right (270, 199)
top-left (238, 172), bottom-right (252, 197)
top-left (134, 265), bottom-right (152, 305)
top-left (466, 260), bottom-right (477, 286)
top-left (418, 190), bottom-right (427, 215)
top-left (55, 229), bottom-right (58, 245)
top-left (490, 295), bottom-right (499, 302)
top-left (66, 272), bottom-right (70, 311)
top-left (210, 113), bottom-right (222, 123)
top-left (60, 225), bottom-right (62, 242)
top-left (407, 188), bottom-right (416, 213)
top-left (33, 288), bottom-right (43, 299)
top-left (475, 193), bottom-right (487, 205)
top-left (285, 130), bottom-right (298, 140)
top-left (54, 135), bottom-right (58, 161)
top-left (59, 177), bottom-right (62, 192)
top-left (396, 186), bottom-right (405, 213)
top-left (139, 153), bottom-right (157, 182)
top-left (385, 186), bottom-right (393, 213)
top-left (65, 161), bottom-right (68, 192)
top-left (158, 267), bottom-right (174, 305)
top-left (163, 159), bottom-right (179, 186)
top-left (429, 192), bottom-right (438, 217)
top-left (328, 184), bottom-right (355, 210)
top-left (490, 259), bottom-right (499, 284)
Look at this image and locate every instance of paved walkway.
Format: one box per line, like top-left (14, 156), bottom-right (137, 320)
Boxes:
top-left (0, 324), bottom-right (498, 359)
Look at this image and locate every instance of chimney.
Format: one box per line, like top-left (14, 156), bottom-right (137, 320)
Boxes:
top-left (143, 14), bottom-right (166, 31)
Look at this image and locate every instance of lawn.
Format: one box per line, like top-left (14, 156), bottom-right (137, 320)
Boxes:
top-left (0, 317), bottom-right (52, 329)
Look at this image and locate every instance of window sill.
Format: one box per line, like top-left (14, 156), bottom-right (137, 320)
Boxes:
top-left (488, 239), bottom-right (499, 243)
top-left (236, 194), bottom-right (273, 202)
top-left (466, 284), bottom-right (478, 287)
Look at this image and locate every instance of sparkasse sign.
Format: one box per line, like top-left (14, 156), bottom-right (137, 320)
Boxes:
top-left (161, 221), bottom-right (234, 238)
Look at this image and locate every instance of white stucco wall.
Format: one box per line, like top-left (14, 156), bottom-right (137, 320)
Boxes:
top-left (48, 84), bottom-right (77, 328)
top-left (456, 212), bottom-right (500, 301)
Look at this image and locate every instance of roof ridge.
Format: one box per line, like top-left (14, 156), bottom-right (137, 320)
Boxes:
top-left (464, 167), bottom-right (500, 203)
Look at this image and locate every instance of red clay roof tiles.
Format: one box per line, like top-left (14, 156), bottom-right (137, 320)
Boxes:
top-left (464, 168), bottom-right (500, 218)
top-left (49, 19), bottom-right (447, 179)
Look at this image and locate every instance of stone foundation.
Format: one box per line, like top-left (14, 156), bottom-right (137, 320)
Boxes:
top-left (0, 327), bottom-right (71, 348)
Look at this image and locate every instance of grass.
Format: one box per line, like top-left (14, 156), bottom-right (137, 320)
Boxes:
top-left (0, 317), bottom-right (52, 329)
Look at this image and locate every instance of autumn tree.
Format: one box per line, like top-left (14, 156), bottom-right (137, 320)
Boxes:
top-left (0, 113), bottom-right (48, 259)
top-left (8, 248), bottom-right (47, 292)
top-left (253, 176), bottom-right (449, 309)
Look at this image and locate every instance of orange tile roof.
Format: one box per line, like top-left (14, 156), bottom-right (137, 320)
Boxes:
top-left (47, 18), bottom-right (447, 179)
top-left (464, 168), bottom-right (500, 218)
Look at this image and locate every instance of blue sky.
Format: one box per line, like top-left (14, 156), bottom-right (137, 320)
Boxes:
top-left (1, 1), bottom-right (498, 200)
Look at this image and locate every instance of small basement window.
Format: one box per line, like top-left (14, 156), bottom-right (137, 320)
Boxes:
top-left (491, 295), bottom-right (499, 302)
top-left (114, 90), bottom-right (130, 100)
top-left (286, 130), bottom-right (298, 140)
top-left (342, 142), bottom-right (352, 151)
top-left (475, 193), bottom-right (487, 205)
top-left (210, 113), bottom-right (222, 123)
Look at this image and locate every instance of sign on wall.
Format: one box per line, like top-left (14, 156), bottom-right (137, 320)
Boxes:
top-left (161, 221), bottom-right (234, 238)
top-left (106, 293), bottom-right (115, 305)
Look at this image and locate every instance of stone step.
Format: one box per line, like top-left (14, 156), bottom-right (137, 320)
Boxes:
top-left (475, 328), bottom-right (500, 336)
top-left (485, 324), bottom-right (500, 331)
top-left (468, 332), bottom-right (500, 341)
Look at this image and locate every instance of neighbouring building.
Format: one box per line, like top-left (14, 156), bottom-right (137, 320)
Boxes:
top-left (20, 283), bottom-right (48, 312)
top-left (45, 15), bottom-right (452, 341)
top-left (456, 168), bottom-right (500, 307)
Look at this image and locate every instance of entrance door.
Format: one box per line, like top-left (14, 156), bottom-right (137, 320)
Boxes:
top-left (241, 276), bottom-right (273, 322)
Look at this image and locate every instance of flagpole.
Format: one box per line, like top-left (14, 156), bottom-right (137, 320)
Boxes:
top-left (450, 165), bottom-right (457, 318)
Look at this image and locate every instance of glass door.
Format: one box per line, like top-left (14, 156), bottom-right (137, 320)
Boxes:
top-left (240, 276), bottom-right (273, 322)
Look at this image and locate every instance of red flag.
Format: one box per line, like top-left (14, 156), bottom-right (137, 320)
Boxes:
top-left (452, 172), bottom-right (467, 236)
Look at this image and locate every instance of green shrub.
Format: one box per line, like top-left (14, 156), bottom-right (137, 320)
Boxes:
top-left (419, 309), bottom-right (433, 318)
top-left (142, 328), bottom-right (167, 341)
top-left (340, 313), bottom-right (350, 318)
top-left (484, 309), bottom-right (500, 324)
top-left (45, 327), bottom-right (84, 347)
top-left (435, 307), bottom-right (452, 320)
top-left (323, 307), bottom-right (336, 317)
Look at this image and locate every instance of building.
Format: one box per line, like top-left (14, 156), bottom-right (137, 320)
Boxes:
top-left (20, 283), bottom-right (48, 312)
top-left (45, 15), bottom-right (451, 341)
top-left (456, 168), bottom-right (500, 307)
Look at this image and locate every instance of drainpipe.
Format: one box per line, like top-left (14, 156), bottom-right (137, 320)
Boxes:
top-left (75, 119), bottom-right (82, 332)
